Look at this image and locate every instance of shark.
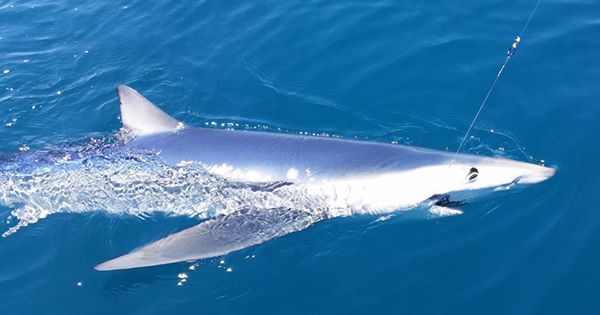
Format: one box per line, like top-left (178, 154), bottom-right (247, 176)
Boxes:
top-left (0, 85), bottom-right (556, 271)
top-left (94, 85), bottom-right (554, 270)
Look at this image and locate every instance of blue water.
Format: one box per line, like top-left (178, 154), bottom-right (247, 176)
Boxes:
top-left (1, 0), bottom-right (599, 313)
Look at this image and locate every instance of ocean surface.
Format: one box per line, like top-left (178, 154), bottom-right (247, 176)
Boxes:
top-left (0, 0), bottom-right (598, 314)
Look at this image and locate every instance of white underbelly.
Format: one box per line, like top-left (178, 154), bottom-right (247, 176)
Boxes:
top-left (280, 172), bottom-right (434, 217)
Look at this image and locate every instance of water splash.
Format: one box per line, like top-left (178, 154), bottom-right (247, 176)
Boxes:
top-left (0, 137), bottom-right (318, 237)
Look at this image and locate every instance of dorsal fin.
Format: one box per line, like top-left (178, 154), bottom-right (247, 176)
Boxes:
top-left (117, 85), bottom-right (184, 136)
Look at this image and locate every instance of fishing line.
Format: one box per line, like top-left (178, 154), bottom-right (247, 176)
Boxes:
top-left (453, 0), bottom-right (541, 159)
top-left (435, 0), bottom-right (542, 194)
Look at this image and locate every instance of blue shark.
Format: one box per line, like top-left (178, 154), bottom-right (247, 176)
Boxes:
top-left (0, 85), bottom-right (555, 270)
top-left (92, 85), bottom-right (554, 270)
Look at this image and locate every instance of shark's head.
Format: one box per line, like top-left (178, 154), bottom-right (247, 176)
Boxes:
top-left (429, 154), bottom-right (556, 204)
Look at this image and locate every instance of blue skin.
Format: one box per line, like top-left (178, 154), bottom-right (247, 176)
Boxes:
top-left (129, 127), bottom-right (458, 182)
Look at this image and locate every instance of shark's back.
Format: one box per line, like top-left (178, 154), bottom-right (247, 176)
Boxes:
top-left (129, 127), bottom-right (451, 182)
top-left (116, 85), bottom-right (452, 182)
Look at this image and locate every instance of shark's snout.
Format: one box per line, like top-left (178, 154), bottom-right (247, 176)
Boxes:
top-left (515, 165), bottom-right (556, 184)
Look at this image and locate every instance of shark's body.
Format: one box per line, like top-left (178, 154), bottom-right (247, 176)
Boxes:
top-left (130, 124), bottom-right (457, 212)
top-left (92, 86), bottom-right (555, 270)
top-left (3, 85), bottom-right (556, 270)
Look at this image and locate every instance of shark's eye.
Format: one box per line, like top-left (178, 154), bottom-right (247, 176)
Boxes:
top-left (468, 167), bottom-right (479, 181)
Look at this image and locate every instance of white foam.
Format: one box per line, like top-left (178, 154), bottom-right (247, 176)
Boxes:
top-left (428, 206), bottom-right (463, 217)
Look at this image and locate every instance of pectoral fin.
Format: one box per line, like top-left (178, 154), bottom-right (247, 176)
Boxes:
top-left (95, 207), bottom-right (317, 271)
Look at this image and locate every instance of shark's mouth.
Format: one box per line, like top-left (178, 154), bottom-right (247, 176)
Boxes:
top-left (430, 194), bottom-right (467, 208)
